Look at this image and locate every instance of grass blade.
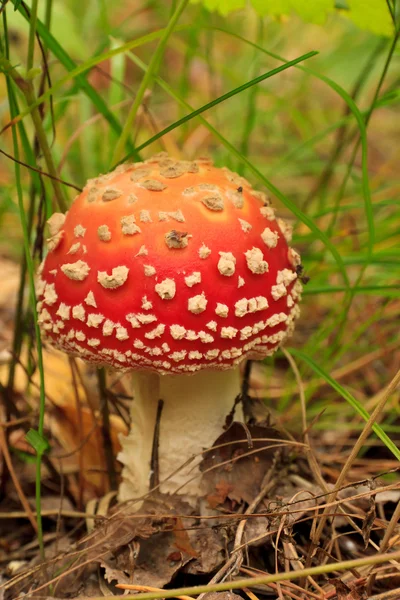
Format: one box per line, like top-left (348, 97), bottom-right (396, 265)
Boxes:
top-left (4, 20), bottom-right (47, 559)
top-left (112, 0), bottom-right (190, 164)
top-left (10, 0), bottom-right (126, 144)
top-left (289, 348), bottom-right (400, 461)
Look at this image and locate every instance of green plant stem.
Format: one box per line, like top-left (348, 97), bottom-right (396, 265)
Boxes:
top-left (324, 27), bottom-right (400, 355)
top-left (94, 549), bottom-right (400, 600)
top-left (238, 18), bottom-right (263, 169)
top-left (7, 81), bottom-right (47, 565)
top-left (0, 56), bottom-right (67, 212)
top-left (290, 348), bottom-right (400, 461)
top-left (24, 84), bottom-right (67, 212)
top-left (3, 9), bottom-right (47, 557)
top-left (307, 38), bottom-right (385, 211)
top-left (6, 102), bottom-right (47, 399)
top-left (111, 0), bottom-right (190, 165)
top-left (27, 0), bottom-right (39, 70)
top-left (327, 29), bottom-right (399, 239)
top-left (10, 0), bottom-right (131, 152)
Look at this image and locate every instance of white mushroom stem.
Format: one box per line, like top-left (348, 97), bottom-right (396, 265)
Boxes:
top-left (117, 368), bottom-right (243, 503)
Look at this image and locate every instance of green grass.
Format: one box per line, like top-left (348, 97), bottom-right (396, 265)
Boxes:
top-left (0, 0), bottom-right (399, 568)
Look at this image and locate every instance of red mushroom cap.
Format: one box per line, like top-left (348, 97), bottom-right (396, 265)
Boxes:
top-left (36, 154), bottom-right (302, 374)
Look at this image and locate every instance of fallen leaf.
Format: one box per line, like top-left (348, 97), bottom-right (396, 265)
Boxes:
top-left (201, 422), bottom-right (289, 505)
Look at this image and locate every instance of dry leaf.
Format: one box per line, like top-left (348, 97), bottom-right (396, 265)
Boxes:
top-left (201, 422), bottom-right (289, 505)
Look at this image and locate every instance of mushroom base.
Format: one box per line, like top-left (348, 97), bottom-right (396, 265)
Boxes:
top-left (117, 368), bottom-right (243, 503)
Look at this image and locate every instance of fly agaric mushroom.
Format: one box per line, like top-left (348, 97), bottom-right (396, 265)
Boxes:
top-left (36, 153), bottom-right (302, 503)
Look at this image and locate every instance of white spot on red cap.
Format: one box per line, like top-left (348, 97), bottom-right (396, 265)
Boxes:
top-left (56, 303), bottom-right (70, 320)
top-left (116, 326), bottom-right (129, 341)
top-left (87, 187), bottom-right (98, 203)
top-left (47, 213), bottom-right (65, 237)
top-left (126, 314), bottom-right (141, 328)
top-left (84, 291), bottom-right (97, 308)
top-left (136, 313), bottom-right (157, 325)
top-left (139, 210), bottom-right (152, 223)
top-left (136, 245), bottom-right (148, 257)
top-left (277, 269), bottom-right (297, 287)
top-left (261, 227), bottom-right (279, 249)
top-left (266, 313), bottom-right (288, 327)
top-left (155, 278), bottom-right (176, 300)
top-left (206, 320), bottom-right (217, 331)
top-left (130, 168), bottom-right (151, 182)
top-left (38, 308), bottom-right (51, 323)
top-left (221, 326), bottom-right (238, 339)
top-left (170, 350), bottom-right (187, 362)
top-left (238, 218), bottom-right (252, 233)
top-left (201, 193), bottom-right (224, 211)
top-left (165, 230), bottom-right (189, 249)
top-left (67, 242), bottom-right (81, 254)
top-left (235, 296), bottom-right (268, 317)
top-left (288, 248), bottom-right (301, 267)
top-left (238, 276), bottom-right (245, 288)
top-left (186, 330), bottom-right (198, 341)
top-left (215, 303), bottom-right (229, 317)
top-left (199, 244), bottom-right (211, 259)
top-left (145, 324), bottom-right (166, 339)
top-left (140, 179), bottom-right (167, 192)
top-left (271, 283), bottom-right (287, 300)
top-left (198, 331), bottom-right (214, 343)
top-left (47, 231), bottom-right (63, 252)
top-left (74, 224), bottom-right (86, 238)
top-left (102, 188), bottom-right (122, 202)
top-left (260, 206), bottom-right (275, 220)
top-left (291, 280), bottom-right (303, 300)
top-left (218, 252), bottom-right (236, 276)
top-left (144, 264), bottom-right (157, 278)
top-left (121, 215), bottom-right (141, 235)
top-left (170, 324), bottom-right (186, 340)
top-left (88, 338), bottom-right (101, 347)
top-left (188, 293), bottom-right (207, 314)
top-left (252, 190), bottom-right (270, 205)
top-left (141, 296), bottom-right (153, 310)
top-left (61, 260), bottom-right (90, 281)
top-left (244, 248), bottom-right (269, 275)
top-left (72, 304), bottom-right (85, 321)
top-left (240, 326), bottom-right (252, 340)
top-left (43, 283), bottom-right (58, 305)
top-left (277, 218), bottom-right (293, 243)
top-left (159, 210), bottom-right (185, 223)
top-left (54, 320), bottom-right (64, 331)
top-left (185, 272), bottom-right (201, 287)
top-left (87, 313), bottom-right (105, 328)
top-left (98, 225), bottom-right (111, 241)
top-left (36, 278), bottom-right (46, 296)
top-left (103, 320), bottom-right (115, 336)
top-left (226, 189), bottom-right (244, 209)
top-left (183, 186), bottom-right (196, 196)
top-left (97, 266), bottom-right (129, 289)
